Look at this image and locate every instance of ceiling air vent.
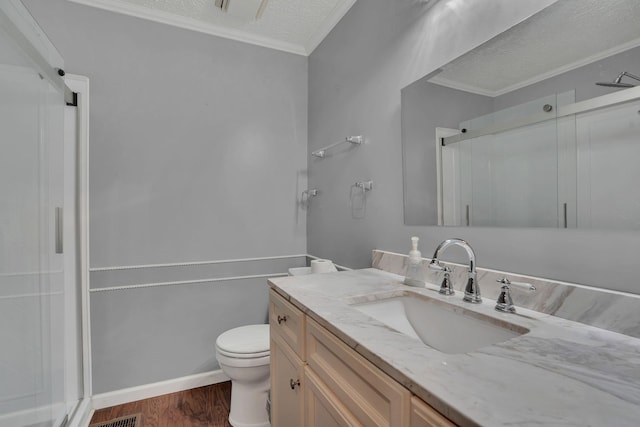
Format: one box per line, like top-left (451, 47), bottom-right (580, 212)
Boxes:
top-left (214, 0), bottom-right (269, 20)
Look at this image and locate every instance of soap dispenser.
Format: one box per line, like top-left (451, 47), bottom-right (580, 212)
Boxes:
top-left (404, 236), bottom-right (425, 287)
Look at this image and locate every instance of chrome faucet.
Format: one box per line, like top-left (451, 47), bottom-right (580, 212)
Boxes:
top-left (428, 238), bottom-right (481, 303)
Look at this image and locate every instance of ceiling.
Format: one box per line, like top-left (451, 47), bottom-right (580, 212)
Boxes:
top-left (67, 0), bottom-right (358, 55)
top-left (430, 0), bottom-right (640, 96)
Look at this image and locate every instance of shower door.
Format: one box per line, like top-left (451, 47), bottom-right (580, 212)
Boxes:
top-left (0, 4), bottom-right (67, 426)
top-left (576, 100), bottom-right (640, 229)
top-left (448, 94), bottom-right (560, 228)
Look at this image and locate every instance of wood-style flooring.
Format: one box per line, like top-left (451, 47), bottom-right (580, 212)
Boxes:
top-left (90, 382), bottom-right (232, 427)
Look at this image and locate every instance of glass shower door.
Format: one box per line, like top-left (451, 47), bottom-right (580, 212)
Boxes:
top-left (455, 94), bottom-right (561, 228)
top-left (0, 8), bottom-right (66, 427)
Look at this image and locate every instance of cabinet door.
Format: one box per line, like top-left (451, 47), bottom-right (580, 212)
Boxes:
top-left (305, 367), bottom-right (361, 427)
top-left (270, 332), bottom-right (304, 427)
top-left (410, 396), bottom-right (455, 427)
top-left (307, 318), bottom-right (411, 427)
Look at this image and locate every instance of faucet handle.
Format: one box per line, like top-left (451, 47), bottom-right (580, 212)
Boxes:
top-left (496, 277), bottom-right (536, 291)
top-left (438, 266), bottom-right (455, 296)
top-left (495, 277), bottom-right (536, 313)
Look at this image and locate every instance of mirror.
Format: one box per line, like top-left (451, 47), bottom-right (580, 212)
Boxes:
top-left (402, 0), bottom-right (640, 228)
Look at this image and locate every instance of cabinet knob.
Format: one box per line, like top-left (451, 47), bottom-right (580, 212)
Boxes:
top-left (277, 315), bottom-right (288, 325)
top-left (290, 378), bottom-right (300, 390)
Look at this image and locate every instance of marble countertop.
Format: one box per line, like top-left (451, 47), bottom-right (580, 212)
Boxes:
top-left (269, 268), bottom-right (640, 427)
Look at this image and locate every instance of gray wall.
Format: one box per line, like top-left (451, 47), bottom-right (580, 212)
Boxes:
top-left (308, 0), bottom-right (640, 296)
top-left (25, 0), bottom-right (308, 393)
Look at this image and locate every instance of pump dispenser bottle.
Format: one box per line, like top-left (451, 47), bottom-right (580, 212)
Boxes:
top-left (404, 236), bottom-right (425, 287)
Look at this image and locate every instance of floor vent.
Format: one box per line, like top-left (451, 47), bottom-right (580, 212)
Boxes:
top-left (90, 414), bottom-right (141, 427)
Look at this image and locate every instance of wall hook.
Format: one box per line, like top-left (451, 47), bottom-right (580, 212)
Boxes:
top-left (354, 181), bottom-right (373, 191)
top-left (301, 188), bottom-right (319, 204)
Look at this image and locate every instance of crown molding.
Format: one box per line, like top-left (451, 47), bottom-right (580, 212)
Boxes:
top-left (428, 75), bottom-right (496, 97)
top-left (67, 0), bottom-right (307, 56)
top-left (304, 0), bottom-right (358, 55)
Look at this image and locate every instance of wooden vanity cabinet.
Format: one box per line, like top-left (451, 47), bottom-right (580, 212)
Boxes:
top-left (269, 288), bottom-right (305, 357)
top-left (411, 396), bottom-right (455, 427)
top-left (269, 289), bottom-right (454, 427)
top-left (306, 317), bottom-right (411, 426)
top-left (270, 331), bottom-right (304, 426)
top-left (269, 289), bottom-right (305, 426)
top-left (304, 367), bottom-right (360, 426)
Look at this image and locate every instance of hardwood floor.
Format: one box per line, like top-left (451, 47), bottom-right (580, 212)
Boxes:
top-left (90, 382), bottom-right (232, 427)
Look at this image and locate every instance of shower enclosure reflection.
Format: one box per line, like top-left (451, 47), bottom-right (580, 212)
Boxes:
top-left (401, 0), bottom-right (640, 229)
top-left (436, 90), bottom-right (640, 229)
top-left (437, 93), bottom-right (565, 228)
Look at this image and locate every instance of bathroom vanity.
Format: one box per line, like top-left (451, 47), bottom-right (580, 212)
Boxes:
top-left (269, 287), bottom-right (452, 426)
top-left (268, 266), bottom-right (640, 426)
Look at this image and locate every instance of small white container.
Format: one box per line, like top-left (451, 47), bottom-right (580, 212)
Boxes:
top-left (404, 236), bottom-right (425, 287)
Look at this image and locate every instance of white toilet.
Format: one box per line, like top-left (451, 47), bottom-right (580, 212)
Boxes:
top-left (215, 324), bottom-right (271, 427)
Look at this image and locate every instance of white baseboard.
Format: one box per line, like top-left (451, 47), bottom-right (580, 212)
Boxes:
top-left (91, 370), bottom-right (230, 410)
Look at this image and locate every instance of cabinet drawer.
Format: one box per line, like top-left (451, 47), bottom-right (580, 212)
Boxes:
top-left (270, 332), bottom-right (304, 427)
top-left (269, 289), bottom-right (306, 360)
top-left (306, 318), bottom-right (411, 427)
top-left (410, 396), bottom-right (455, 427)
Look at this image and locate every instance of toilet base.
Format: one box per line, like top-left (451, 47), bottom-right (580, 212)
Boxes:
top-left (228, 378), bottom-right (271, 427)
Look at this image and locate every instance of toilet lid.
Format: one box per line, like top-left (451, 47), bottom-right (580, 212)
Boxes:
top-left (216, 324), bottom-right (270, 358)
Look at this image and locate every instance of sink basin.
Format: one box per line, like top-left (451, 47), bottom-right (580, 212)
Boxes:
top-left (350, 291), bottom-right (528, 354)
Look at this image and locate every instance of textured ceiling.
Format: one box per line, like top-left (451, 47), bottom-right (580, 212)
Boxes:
top-left (67, 0), bottom-right (357, 55)
top-left (431, 0), bottom-right (640, 96)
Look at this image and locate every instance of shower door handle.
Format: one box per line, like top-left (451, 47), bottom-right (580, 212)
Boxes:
top-left (55, 207), bottom-right (63, 254)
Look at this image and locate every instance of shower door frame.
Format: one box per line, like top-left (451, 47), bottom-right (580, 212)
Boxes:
top-left (64, 73), bottom-right (93, 427)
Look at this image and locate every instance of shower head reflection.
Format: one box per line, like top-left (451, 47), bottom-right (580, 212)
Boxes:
top-left (596, 71), bottom-right (640, 88)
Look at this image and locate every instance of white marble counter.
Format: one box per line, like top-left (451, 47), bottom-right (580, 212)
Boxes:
top-left (269, 268), bottom-right (640, 427)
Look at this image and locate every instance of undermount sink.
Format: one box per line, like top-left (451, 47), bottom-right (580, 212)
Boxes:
top-left (350, 291), bottom-right (528, 354)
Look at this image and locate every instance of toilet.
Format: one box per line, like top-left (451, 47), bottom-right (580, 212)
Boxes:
top-left (215, 263), bottom-right (335, 426)
top-left (215, 324), bottom-right (271, 427)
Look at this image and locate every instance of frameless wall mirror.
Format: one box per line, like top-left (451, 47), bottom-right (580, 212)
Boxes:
top-left (402, 0), bottom-right (640, 228)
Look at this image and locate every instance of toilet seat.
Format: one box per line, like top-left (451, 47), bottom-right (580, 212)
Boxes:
top-left (217, 348), bottom-right (270, 359)
top-left (216, 351), bottom-right (270, 368)
top-left (216, 324), bottom-right (270, 359)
